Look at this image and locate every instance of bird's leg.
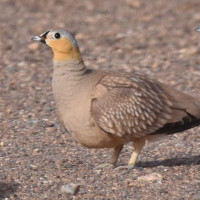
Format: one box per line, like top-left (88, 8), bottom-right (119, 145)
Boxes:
top-left (115, 138), bottom-right (145, 170)
top-left (128, 138), bottom-right (146, 167)
top-left (109, 144), bottom-right (124, 164)
top-left (95, 144), bottom-right (123, 169)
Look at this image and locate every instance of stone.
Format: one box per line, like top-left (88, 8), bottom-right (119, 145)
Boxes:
top-left (137, 173), bottom-right (163, 182)
top-left (60, 183), bottom-right (80, 195)
top-left (28, 43), bottom-right (40, 51)
top-left (192, 192), bottom-right (200, 200)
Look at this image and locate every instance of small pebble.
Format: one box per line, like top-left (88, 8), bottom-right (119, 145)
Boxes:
top-left (0, 142), bottom-right (5, 147)
top-left (33, 149), bottom-right (40, 154)
top-left (137, 173), bottom-right (163, 182)
top-left (128, 182), bottom-right (134, 187)
top-left (6, 109), bottom-right (12, 114)
top-left (45, 121), bottom-right (55, 127)
top-left (60, 183), bottom-right (80, 195)
top-left (192, 192), bottom-right (200, 200)
top-left (126, 0), bottom-right (141, 8)
top-left (28, 43), bottom-right (40, 51)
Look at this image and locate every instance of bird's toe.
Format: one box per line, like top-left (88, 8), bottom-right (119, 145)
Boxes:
top-left (114, 164), bottom-right (135, 171)
top-left (94, 163), bottom-right (115, 169)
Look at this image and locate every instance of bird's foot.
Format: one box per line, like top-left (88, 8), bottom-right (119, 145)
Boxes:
top-left (94, 163), bottom-right (115, 169)
top-left (115, 164), bottom-right (135, 172)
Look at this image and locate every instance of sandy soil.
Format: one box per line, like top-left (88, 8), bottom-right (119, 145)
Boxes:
top-left (0, 0), bottom-right (200, 199)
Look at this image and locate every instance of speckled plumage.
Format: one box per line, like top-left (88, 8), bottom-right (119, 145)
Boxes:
top-left (32, 29), bottom-right (200, 169)
top-left (92, 73), bottom-right (174, 138)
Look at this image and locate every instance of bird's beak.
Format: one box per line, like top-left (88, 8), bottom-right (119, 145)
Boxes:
top-left (31, 30), bottom-right (51, 44)
top-left (196, 27), bottom-right (200, 32)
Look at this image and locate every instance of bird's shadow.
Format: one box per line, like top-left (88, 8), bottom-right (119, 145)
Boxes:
top-left (0, 182), bottom-right (19, 199)
top-left (136, 155), bottom-right (200, 168)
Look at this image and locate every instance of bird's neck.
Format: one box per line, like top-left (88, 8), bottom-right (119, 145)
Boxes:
top-left (52, 60), bottom-right (92, 120)
top-left (53, 48), bottom-right (82, 62)
top-left (53, 59), bottom-right (87, 80)
top-left (52, 60), bottom-right (88, 102)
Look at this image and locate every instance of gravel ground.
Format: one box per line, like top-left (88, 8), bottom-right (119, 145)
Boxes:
top-left (0, 0), bottom-right (200, 199)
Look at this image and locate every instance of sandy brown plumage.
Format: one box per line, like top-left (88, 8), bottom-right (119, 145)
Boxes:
top-left (92, 73), bottom-right (200, 138)
top-left (32, 30), bottom-right (200, 169)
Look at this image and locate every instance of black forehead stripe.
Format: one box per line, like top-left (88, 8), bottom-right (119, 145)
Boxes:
top-left (40, 30), bottom-right (51, 38)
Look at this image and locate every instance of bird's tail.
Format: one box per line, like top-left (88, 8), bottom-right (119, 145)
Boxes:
top-left (154, 113), bottom-right (200, 135)
top-left (153, 82), bottom-right (200, 135)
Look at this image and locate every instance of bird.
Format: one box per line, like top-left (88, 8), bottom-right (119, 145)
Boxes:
top-left (32, 29), bottom-right (200, 170)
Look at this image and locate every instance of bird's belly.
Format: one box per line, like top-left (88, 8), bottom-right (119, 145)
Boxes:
top-left (70, 124), bottom-right (122, 148)
top-left (56, 101), bottom-right (127, 148)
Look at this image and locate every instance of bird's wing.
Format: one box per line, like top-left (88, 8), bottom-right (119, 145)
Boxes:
top-left (91, 73), bottom-right (175, 138)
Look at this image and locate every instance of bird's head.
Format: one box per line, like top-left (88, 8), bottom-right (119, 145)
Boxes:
top-left (32, 30), bottom-right (82, 62)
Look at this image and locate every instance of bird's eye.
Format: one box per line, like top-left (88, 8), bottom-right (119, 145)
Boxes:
top-left (54, 33), bottom-right (61, 39)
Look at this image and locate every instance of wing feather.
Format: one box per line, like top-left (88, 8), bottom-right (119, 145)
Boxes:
top-left (91, 73), bottom-right (173, 138)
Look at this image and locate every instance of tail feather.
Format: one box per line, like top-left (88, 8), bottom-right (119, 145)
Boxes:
top-left (154, 81), bottom-right (200, 135)
top-left (154, 113), bottom-right (200, 135)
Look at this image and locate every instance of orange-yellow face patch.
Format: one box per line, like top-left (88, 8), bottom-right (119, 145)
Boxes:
top-left (46, 37), bottom-right (82, 61)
